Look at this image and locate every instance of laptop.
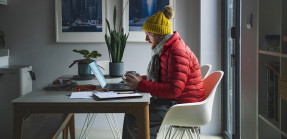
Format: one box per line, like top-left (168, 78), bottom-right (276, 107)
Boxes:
top-left (89, 61), bottom-right (135, 91)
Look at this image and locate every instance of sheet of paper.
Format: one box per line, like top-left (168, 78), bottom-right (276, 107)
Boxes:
top-left (69, 91), bottom-right (94, 99)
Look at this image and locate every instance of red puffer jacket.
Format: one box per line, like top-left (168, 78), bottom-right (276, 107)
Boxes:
top-left (137, 32), bottom-right (205, 104)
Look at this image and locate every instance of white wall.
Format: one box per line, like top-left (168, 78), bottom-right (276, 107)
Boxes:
top-left (241, 0), bottom-right (258, 138)
top-left (175, 0), bottom-right (200, 58)
top-left (0, 0), bottom-right (222, 135)
top-left (200, 0), bottom-right (222, 135)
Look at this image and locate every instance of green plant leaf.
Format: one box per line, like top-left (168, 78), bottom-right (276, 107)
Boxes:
top-left (70, 49), bottom-right (102, 68)
top-left (73, 49), bottom-right (89, 57)
top-left (106, 19), bottom-right (111, 34)
top-left (88, 50), bottom-right (102, 59)
top-left (113, 6), bottom-right (117, 30)
top-left (69, 59), bottom-right (87, 68)
top-left (69, 61), bottom-right (77, 68)
top-left (105, 35), bottom-right (112, 62)
top-left (104, 5), bottom-right (130, 63)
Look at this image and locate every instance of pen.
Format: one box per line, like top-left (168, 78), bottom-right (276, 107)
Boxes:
top-left (117, 91), bottom-right (134, 94)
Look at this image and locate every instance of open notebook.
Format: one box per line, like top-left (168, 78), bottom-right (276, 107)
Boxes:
top-left (92, 92), bottom-right (143, 100)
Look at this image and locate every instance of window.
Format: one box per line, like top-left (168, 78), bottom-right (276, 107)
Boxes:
top-left (222, 0), bottom-right (241, 138)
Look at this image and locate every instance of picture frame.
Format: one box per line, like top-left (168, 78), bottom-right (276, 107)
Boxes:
top-left (123, 0), bottom-right (175, 42)
top-left (55, 0), bottom-right (106, 43)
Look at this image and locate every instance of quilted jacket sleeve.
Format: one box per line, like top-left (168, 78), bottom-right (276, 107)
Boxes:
top-left (137, 43), bottom-right (191, 99)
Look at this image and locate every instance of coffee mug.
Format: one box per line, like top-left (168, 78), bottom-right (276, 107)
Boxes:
top-left (125, 71), bottom-right (137, 75)
top-left (123, 71), bottom-right (137, 79)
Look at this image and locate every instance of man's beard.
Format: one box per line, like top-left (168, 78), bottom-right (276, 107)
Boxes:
top-left (151, 43), bottom-right (157, 49)
top-left (151, 39), bottom-right (161, 50)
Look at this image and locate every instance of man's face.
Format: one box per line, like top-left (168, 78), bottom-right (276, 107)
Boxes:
top-left (145, 31), bottom-right (163, 49)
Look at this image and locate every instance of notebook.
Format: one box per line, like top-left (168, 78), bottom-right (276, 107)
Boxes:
top-left (89, 61), bottom-right (135, 91)
top-left (92, 92), bottom-right (142, 100)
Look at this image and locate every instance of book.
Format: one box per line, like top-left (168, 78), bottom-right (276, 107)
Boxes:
top-left (92, 92), bottom-right (143, 100)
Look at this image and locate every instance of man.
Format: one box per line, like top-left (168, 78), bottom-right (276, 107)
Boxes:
top-left (122, 6), bottom-right (205, 139)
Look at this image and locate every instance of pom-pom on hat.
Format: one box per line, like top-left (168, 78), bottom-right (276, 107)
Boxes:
top-left (143, 5), bottom-right (174, 35)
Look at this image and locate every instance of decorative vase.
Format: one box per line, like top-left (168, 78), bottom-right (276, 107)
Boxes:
top-left (78, 63), bottom-right (91, 77)
top-left (109, 62), bottom-right (124, 77)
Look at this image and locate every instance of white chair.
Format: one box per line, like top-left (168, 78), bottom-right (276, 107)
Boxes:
top-left (200, 64), bottom-right (212, 79)
top-left (157, 71), bottom-right (224, 139)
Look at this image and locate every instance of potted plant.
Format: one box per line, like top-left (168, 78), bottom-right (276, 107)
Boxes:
top-left (69, 49), bottom-right (102, 77)
top-left (105, 5), bottom-right (129, 77)
top-left (0, 30), bottom-right (5, 48)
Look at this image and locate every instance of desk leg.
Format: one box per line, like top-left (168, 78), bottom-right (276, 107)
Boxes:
top-left (12, 106), bottom-right (26, 139)
top-left (68, 114), bottom-right (76, 139)
top-left (132, 105), bottom-right (150, 139)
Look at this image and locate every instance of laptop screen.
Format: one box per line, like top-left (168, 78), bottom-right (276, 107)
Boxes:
top-left (89, 61), bottom-right (108, 88)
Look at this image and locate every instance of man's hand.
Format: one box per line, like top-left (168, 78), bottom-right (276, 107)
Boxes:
top-left (122, 73), bottom-right (142, 89)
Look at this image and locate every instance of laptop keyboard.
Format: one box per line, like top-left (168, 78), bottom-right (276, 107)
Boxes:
top-left (106, 84), bottom-right (123, 89)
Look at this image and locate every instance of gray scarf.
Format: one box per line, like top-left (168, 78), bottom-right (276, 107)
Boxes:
top-left (146, 33), bottom-right (173, 82)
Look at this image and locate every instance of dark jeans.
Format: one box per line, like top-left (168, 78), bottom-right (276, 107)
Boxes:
top-left (122, 97), bottom-right (177, 139)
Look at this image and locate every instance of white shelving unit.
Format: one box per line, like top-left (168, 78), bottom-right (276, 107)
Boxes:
top-left (258, 0), bottom-right (287, 138)
top-left (0, 65), bottom-right (33, 139)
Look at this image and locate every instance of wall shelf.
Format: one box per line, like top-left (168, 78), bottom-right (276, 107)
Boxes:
top-left (259, 114), bottom-right (280, 129)
top-left (259, 114), bottom-right (287, 138)
top-left (259, 50), bottom-right (281, 57)
top-left (259, 50), bottom-right (287, 58)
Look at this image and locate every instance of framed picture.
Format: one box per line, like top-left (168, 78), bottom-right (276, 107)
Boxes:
top-left (55, 0), bottom-right (106, 43)
top-left (123, 0), bottom-right (175, 42)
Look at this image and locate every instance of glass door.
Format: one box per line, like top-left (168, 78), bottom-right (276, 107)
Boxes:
top-left (222, 0), bottom-right (241, 138)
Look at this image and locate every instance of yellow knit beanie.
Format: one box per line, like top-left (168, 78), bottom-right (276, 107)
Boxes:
top-left (143, 6), bottom-right (174, 35)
